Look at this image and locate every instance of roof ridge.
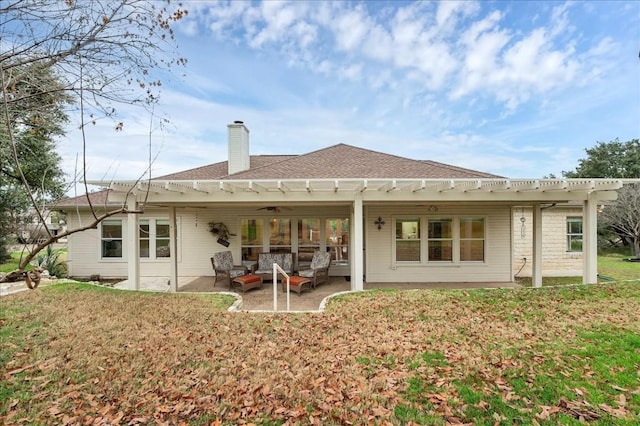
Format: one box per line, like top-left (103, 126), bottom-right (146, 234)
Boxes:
top-left (224, 145), bottom-right (352, 179)
top-left (223, 154), bottom-right (300, 179)
top-left (158, 154), bottom-right (297, 180)
top-left (421, 160), bottom-right (504, 178)
top-left (156, 161), bottom-right (225, 180)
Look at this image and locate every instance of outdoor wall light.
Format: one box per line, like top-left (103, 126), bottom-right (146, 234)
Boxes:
top-left (374, 216), bottom-right (385, 230)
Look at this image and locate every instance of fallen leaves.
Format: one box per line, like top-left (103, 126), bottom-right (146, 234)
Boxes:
top-left (1, 282), bottom-right (640, 424)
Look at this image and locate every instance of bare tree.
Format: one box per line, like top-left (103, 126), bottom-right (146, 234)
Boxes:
top-left (0, 0), bottom-right (187, 285)
top-left (600, 184), bottom-right (640, 259)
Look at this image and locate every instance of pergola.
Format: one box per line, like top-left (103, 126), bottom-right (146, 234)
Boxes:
top-left (94, 177), bottom-right (631, 291)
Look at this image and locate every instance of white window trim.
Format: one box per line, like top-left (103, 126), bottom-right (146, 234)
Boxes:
top-left (393, 216), bottom-right (422, 264)
top-left (100, 219), bottom-right (123, 261)
top-left (427, 216), bottom-right (455, 263)
top-left (458, 217), bottom-right (486, 263)
top-left (140, 218), bottom-right (171, 261)
top-left (240, 216), bottom-right (351, 267)
top-left (391, 215), bottom-right (487, 265)
top-left (566, 216), bottom-right (583, 253)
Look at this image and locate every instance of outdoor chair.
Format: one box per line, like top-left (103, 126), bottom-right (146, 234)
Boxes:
top-left (297, 251), bottom-right (331, 289)
top-left (254, 252), bottom-right (294, 281)
top-left (211, 251), bottom-right (248, 289)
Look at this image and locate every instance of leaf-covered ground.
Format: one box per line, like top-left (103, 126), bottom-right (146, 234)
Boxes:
top-left (1, 282), bottom-right (639, 425)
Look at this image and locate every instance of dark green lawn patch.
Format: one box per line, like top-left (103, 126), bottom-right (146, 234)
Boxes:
top-left (599, 253), bottom-right (640, 281)
top-left (0, 251), bottom-right (36, 273)
top-left (514, 253), bottom-right (640, 287)
top-left (395, 283), bottom-right (640, 425)
top-left (516, 276), bottom-right (583, 287)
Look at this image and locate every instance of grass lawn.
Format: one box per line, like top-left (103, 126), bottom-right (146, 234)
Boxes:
top-left (2, 281), bottom-right (639, 425)
top-left (515, 253), bottom-right (640, 287)
top-left (0, 249), bottom-right (68, 274)
top-left (598, 253), bottom-right (640, 281)
top-left (0, 252), bottom-right (33, 274)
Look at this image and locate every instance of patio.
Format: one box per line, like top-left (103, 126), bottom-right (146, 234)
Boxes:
top-left (114, 276), bottom-right (522, 312)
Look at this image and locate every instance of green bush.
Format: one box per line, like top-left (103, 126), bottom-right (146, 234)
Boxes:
top-left (0, 239), bottom-right (11, 263)
top-left (35, 245), bottom-right (67, 278)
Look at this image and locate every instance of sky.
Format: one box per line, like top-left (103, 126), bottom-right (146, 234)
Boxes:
top-left (57, 0), bottom-right (640, 192)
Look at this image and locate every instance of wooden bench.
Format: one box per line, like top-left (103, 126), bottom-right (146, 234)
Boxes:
top-left (231, 274), bottom-right (263, 294)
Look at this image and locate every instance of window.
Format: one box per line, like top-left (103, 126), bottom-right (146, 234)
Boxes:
top-left (101, 220), bottom-right (122, 258)
top-left (395, 218), bottom-right (420, 262)
top-left (156, 220), bottom-right (170, 257)
top-left (139, 220), bottom-right (150, 257)
top-left (269, 218), bottom-right (291, 253)
top-left (240, 217), bottom-right (350, 267)
top-left (326, 218), bottom-right (349, 262)
top-left (567, 217), bottom-right (583, 252)
top-left (241, 219), bottom-right (264, 261)
top-left (459, 218), bottom-right (485, 261)
top-left (298, 218), bottom-right (320, 264)
top-left (139, 219), bottom-right (170, 259)
top-left (428, 218), bottom-right (453, 261)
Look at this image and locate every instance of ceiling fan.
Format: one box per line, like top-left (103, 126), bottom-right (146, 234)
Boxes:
top-left (256, 206), bottom-right (292, 213)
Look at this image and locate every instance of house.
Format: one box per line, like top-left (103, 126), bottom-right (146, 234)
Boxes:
top-left (512, 203), bottom-right (586, 278)
top-left (58, 121), bottom-right (628, 291)
top-left (17, 208), bottom-right (67, 244)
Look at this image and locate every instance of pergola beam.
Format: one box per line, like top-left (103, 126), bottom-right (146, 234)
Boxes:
top-left (567, 180), bottom-right (595, 191)
top-left (514, 180), bottom-right (541, 192)
top-left (540, 180), bottom-right (568, 192)
top-left (219, 182), bottom-right (234, 193)
top-left (433, 180), bottom-right (455, 192)
top-left (93, 178), bottom-right (630, 201)
top-left (412, 180), bottom-right (427, 193)
top-left (247, 181), bottom-right (267, 193)
top-left (483, 180), bottom-right (512, 192)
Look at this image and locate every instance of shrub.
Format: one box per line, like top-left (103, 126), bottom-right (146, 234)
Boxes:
top-left (35, 245), bottom-right (67, 278)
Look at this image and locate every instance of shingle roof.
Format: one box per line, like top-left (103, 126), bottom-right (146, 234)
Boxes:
top-left (157, 155), bottom-right (296, 180)
top-left (62, 144), bottom-right (502, 208)
top-left (420, 160), bottom-right (503, 178)
top-left (225, 144), bottom-right (502, 180)
top-left (55, 190), bottom-right (114, 208)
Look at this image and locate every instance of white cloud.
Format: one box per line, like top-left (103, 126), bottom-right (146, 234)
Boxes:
top-left (385, 4), bottom-right (458, 89)
top-left (292, 20), bottom-right (317, 48)
top-left (331, 4), bottom-right (371, 52)
top-left (548, 2), bottom-right (573, 38)
top-left (338, 63), bottom-right (363, 81)
top-left (436, 0), bottom-right (480, 33)
top-left (450, 5), bottom-right (583, 111)
top-left (250, 1), bottom-right (303, 48)
top-left (178, 1), bottom-right (619, 114)
top-left (361, 24), bottom-right (393, 62)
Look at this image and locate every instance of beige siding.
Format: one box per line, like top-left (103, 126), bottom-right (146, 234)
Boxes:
top-left (66, 210), bottom-right (129, 279)
top-left (365, 205), bottom-right (513, 283)
top-left (66, 205), bottom-right (350, 279)
top-left (512, 206), bottom-right (583, 277)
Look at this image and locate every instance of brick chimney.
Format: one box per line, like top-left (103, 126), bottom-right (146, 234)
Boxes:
top-left (227, 120), bottom-right (250, 175)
